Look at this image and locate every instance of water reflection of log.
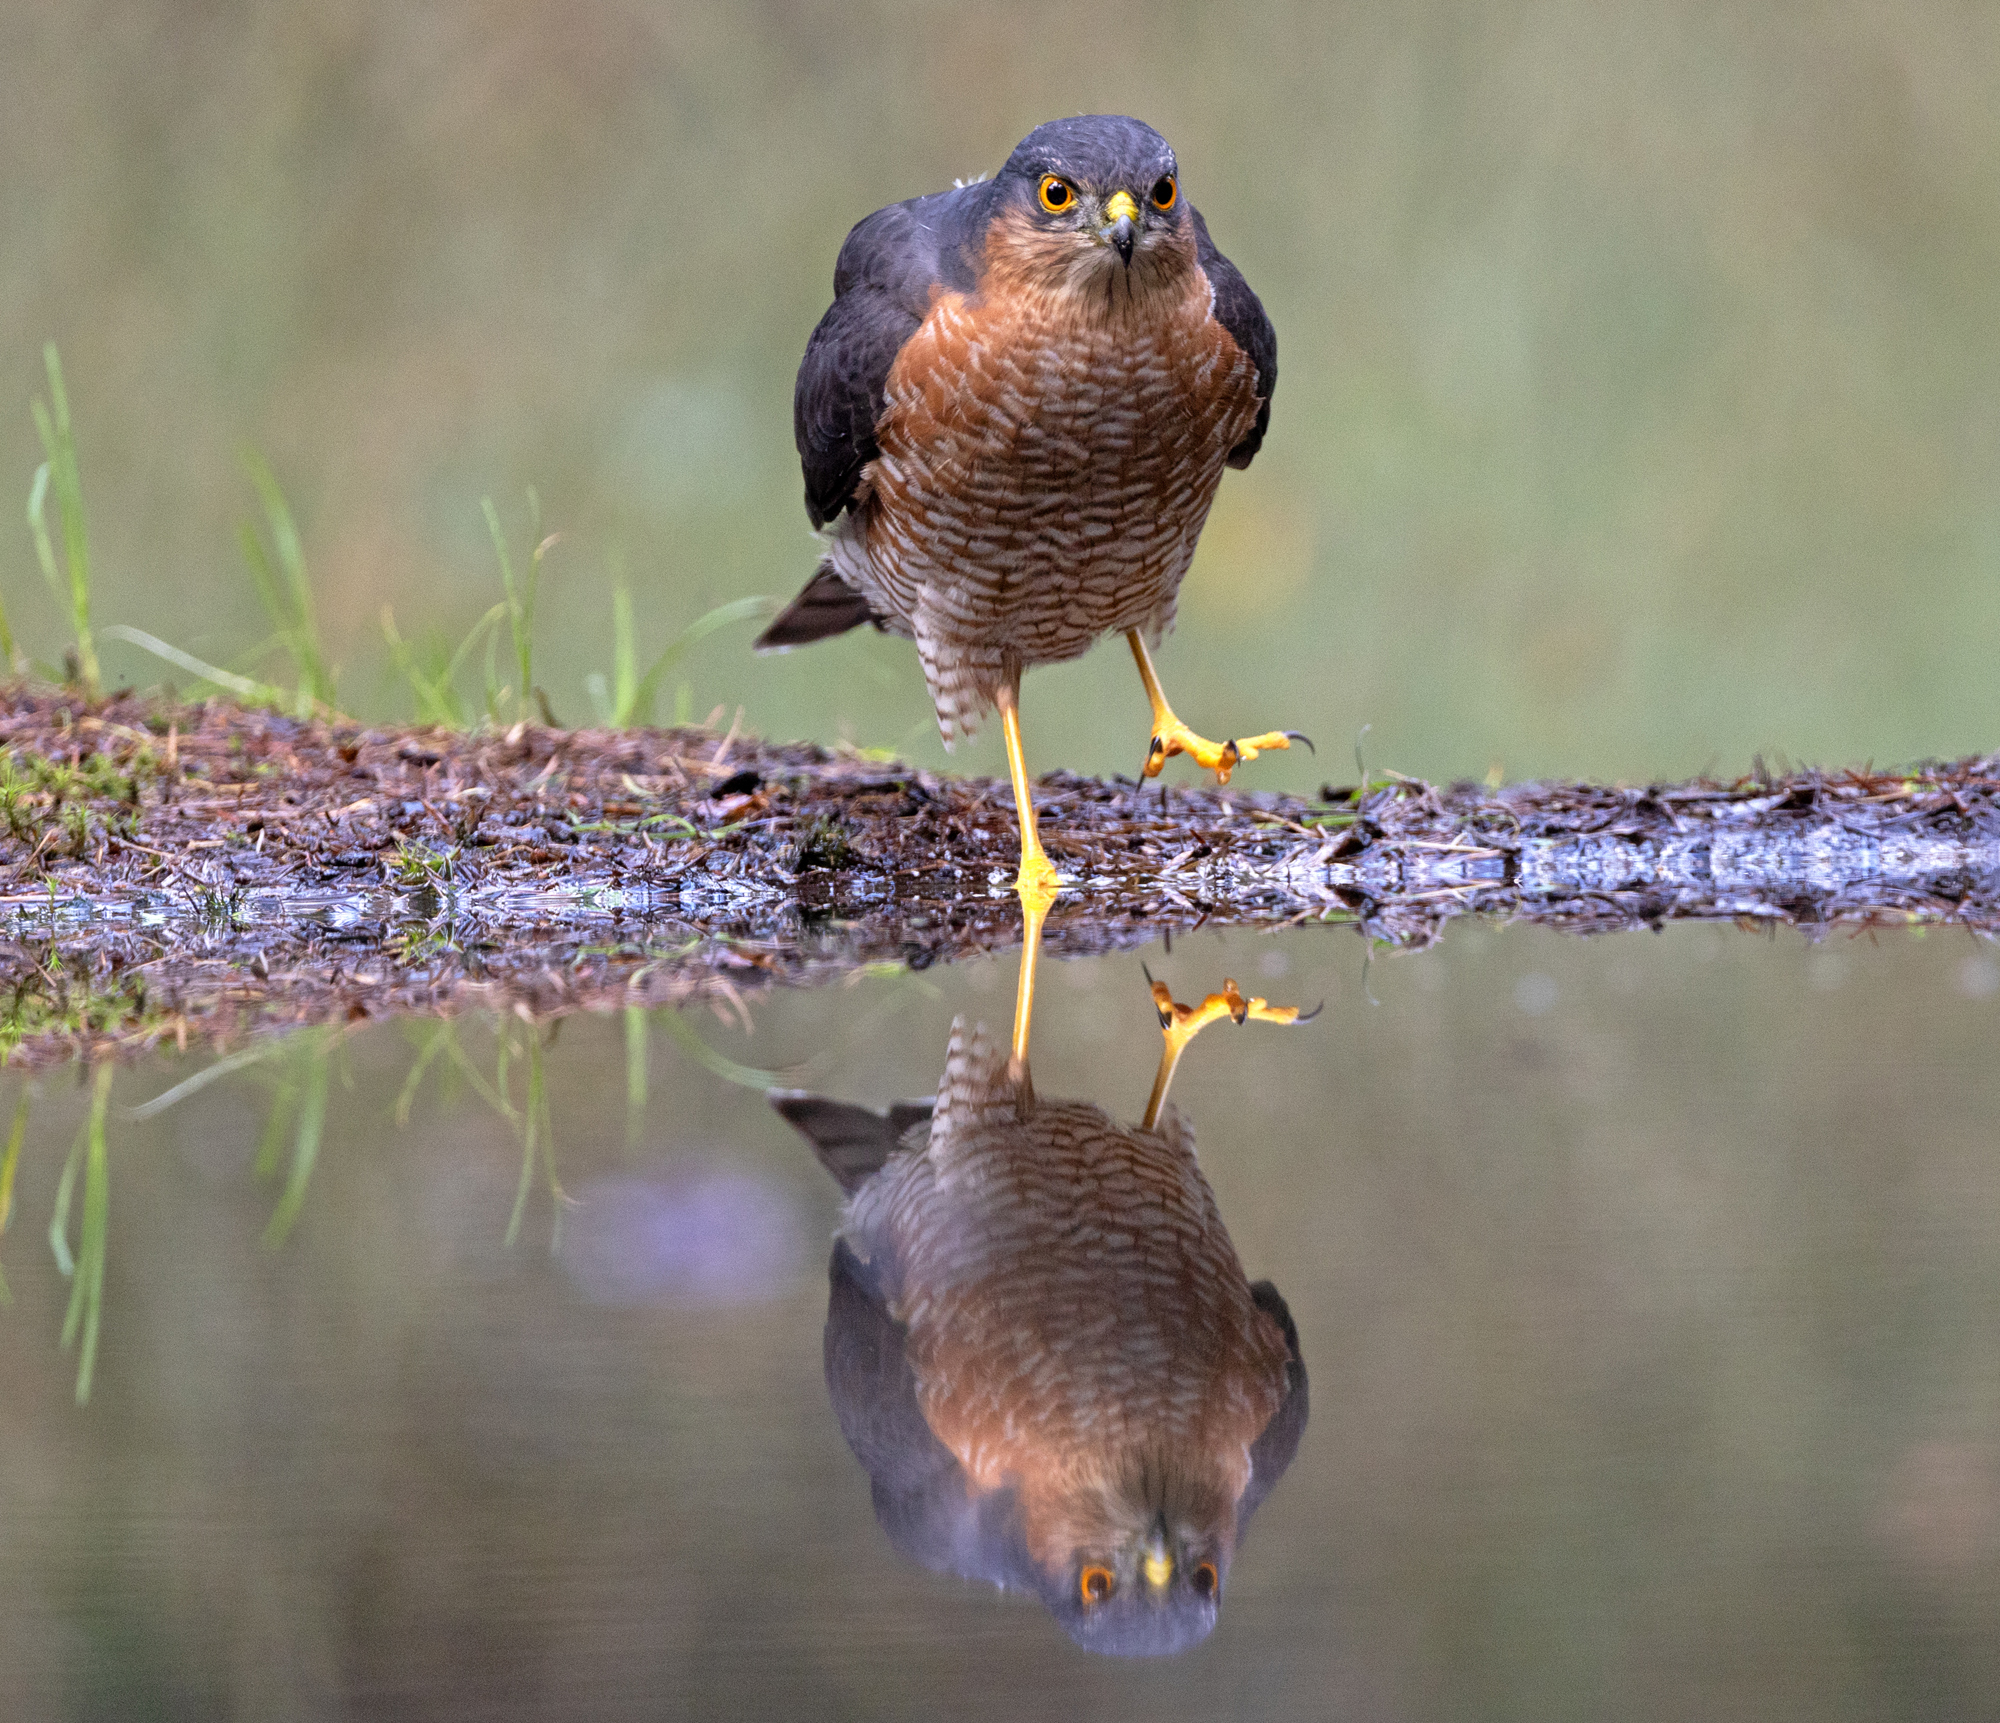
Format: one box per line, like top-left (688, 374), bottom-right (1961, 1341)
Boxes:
top-left (4, 686), bottom-right (2000, 1064)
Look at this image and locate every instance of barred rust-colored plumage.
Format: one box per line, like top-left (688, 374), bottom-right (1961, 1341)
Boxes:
top-left (775, 1015), bottom-right (1307, 1658)
top-left (855, 1021), bottom-right (1289, 1551)
top-left (763, 113), bottom-right (1277, 745)
top-left (843, 213), bottom-right (1261, 739)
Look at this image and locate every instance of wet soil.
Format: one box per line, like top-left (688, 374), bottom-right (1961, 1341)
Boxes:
top-left (4, 685), bottom-right (1999, 1066)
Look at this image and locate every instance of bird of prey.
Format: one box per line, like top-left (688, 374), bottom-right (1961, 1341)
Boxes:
top-left (759, 114), bottom-right (1300, 910)
top-left (770, 973), bottom-right (1311, 1656)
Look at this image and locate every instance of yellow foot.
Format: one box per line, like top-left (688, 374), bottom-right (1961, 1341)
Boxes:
top-left (1142, 716), bottom-right (1310, 786)
top-left (1147, 972), bottom-right (1316, 1043)
top-left (1139, 967), bottom-right (1320, 1129)
top-left (1014, 845), bottom-right (1062, 914)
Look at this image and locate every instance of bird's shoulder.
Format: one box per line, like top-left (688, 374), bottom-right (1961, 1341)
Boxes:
top-left (1189, 204), bottom-right (1276, 468)
top-left (794, 182), bottom-right (994, 528)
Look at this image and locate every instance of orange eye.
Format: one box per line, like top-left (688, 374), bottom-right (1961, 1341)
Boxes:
top-left (1038, 175), bottom-right (1075, 213)
top-left (1150, 175), bottom-right (1177, 210)
top-left (1192, 1561), bottom-right (1218, 1596)
top-left (1080, 1565), bottom-right (1114, 1604)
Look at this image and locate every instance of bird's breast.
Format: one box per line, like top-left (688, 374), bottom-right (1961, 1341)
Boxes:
top-left (865, 1101), bottom-right (1289, 1519)
top-left (856, 270), bottom-right (1260, 647)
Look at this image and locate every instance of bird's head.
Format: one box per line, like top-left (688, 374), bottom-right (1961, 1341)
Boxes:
top-left (1034, 1456), bottom-right (1237, 1657)
top-left (988, 115), bottom-right (1195, 299)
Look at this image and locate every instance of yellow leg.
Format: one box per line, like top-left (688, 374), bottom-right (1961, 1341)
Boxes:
top-left (1126, 630), bottom-right (1309, 786)
top-left (1008, 870), bottom-right (1051, 1096)
top-left (997, 684), bottom-right (1062, 903)
top-left (998, 683), bottom-right (1060, 1089)
top-left (1140, 969), bottom-right (1317, 1131)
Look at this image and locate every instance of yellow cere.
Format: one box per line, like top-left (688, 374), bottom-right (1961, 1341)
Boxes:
top-left (1103, 189), bottom-right (1140, 225)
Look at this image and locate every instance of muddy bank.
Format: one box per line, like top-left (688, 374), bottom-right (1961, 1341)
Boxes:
top-left (3, 686), bottom-right (1999, 1065)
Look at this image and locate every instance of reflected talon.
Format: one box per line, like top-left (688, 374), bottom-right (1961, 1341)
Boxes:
top-left (1140, 969), bottom-right (1315, 1129)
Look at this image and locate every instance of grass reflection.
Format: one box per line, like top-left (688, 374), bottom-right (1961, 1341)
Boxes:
top-left (3, 968), bottom-right (932, 1402)
top-left (0, 1090), bottom-right (25, 1304)
top-left (49, 1064), bottom-right (112, 1402)
top-left (253, 1028), bottom-right (335, 1250)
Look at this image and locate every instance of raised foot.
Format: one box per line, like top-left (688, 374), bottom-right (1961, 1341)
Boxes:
top-left (1142, 718), bottom-right (1313, 786)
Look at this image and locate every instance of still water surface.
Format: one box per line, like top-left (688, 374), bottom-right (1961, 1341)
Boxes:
top-left (3, 921), bottom-right (1998, 1719)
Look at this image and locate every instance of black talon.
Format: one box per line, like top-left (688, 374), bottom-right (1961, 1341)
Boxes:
top-left (1286, 731), bottom-right (1316, 754)
top-left (1295, 1001), bottom-right (1324, 1024)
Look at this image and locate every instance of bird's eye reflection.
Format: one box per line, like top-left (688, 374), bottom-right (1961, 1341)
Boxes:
top-left (1038, 174), bottom-right (1075, 212)
top-left (771, 960), bottom-right (1312, 1657)
top-left (1150, 175), bottom-right (1177, 210)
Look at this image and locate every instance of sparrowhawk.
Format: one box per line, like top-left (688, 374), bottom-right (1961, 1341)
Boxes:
top-left (759, 115), bottom-right (1301, 915)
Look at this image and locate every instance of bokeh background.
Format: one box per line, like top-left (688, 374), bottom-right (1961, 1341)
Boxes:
top-left (6, 0), bottom-right (2000, 786)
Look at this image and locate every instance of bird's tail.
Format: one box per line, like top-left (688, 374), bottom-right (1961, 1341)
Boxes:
top-left (754, 565), bottom-right (882, 650)
top-left (768, 1092), bottom-right (935, 1194)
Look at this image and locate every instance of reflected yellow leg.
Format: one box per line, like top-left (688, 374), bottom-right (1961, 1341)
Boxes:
top-left (1127, 630), bottom-right (1309, 786)
top-left (998, 683), bottom-right (1060, 1091)
top-left (1007, 873), bottom-right (1051, 1097)
top-left (1141, 970), bottom-right (1317, 1131)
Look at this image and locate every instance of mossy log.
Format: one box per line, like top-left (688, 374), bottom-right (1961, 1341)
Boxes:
top-left (1, 686), bottom-right (1996, 1066)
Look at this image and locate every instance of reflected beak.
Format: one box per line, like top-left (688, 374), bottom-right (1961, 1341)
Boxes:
top-left (1102, 189), bottom-right (1140, 265)
top-left (1141, 1534), bottom-right (1173, 1592)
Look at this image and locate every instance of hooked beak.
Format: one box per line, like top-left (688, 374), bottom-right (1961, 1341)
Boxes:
top-left (1141, 1531), bottom-right (1173, 1592)
top-left (1102, 188), bottom-right (1140, 266)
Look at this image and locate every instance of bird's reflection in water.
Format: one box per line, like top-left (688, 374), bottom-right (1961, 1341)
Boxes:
top-left (771, 911), bottom-right (1312, 1657)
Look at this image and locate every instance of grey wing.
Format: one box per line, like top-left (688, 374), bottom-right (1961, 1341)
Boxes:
top-left (1190, 205), bottom-right (1277, 469)
top-left (1237, 1279), bottom-right (1308, 1536)
top-left (823, 1240), bottom-right (1038, 1591)
top-left (795, 184), bottom-right (990, 529)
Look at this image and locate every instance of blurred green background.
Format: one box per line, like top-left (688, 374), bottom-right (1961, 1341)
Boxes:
top-left (6, 0), bottom-right (2000, 786)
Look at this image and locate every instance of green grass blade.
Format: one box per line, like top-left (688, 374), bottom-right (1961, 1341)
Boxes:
top-left (618, 595), bottom-right (776, 728)
top-left (253, 1074), bottom-right (299, 1181)
top-left (441, 1025), bottom-right (515, 1120)
top-left (48, 1121), bottom-right (83, 1279)
top-left (658, 1006), bottom-right (787, 1090)
top-left (624, 1005), bottom-right (647, 1147)
top-left (519, 490), bottom-right (546, 722)
top-left (28, 345), bottom-right (98, 693)
top-left (262, 1043), bottom-right (329, 1248)
top-left (482, 495), bottom-right (519, 718)
top-left (101, 624), bottom-right (292, 707)
top-left (0, 579), bottom-right (23, 679)
top-left (237, 450), bottom-right (335, 714)
top-left (442, 604), bottom-right (508, 719)
top-left (126, 1040), bottom-right (288, 1122)
top-left (482, 612), bottom-right (503, 724)
top-left (504, 1037), bottom-right (537, 1248)
top-left (0, 1091), bottom-right (25, 1305)
top-left (392, 1022), bottom-right (454, 1126)
top-left (485, 491), bottom-right (549, 725)
top-left (59, 1066), bottom-right (112, 1404)
top-left (610, 563), bottom-right (638, 724)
